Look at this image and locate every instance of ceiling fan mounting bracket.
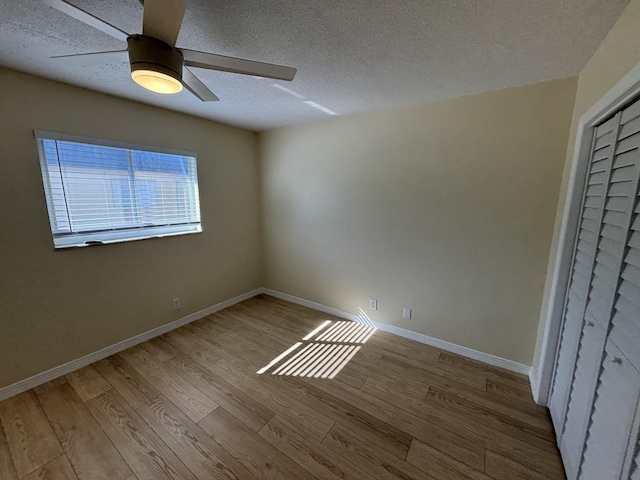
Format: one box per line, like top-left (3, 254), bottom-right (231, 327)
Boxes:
top-left (127, 34), bottom-right (183, 80)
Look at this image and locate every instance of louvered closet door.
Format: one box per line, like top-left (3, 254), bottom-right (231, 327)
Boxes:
top-left (580, 340), bottom-right (640, 479)
top-left (560, 319), bottom-right (607, 478)
top-left (548, 114), bottom-right (618, 437)
top-left (559, 110), bottom-right (629, 479)
top-left (607, 106), bottom-right (640, 371)
top-left (564, 105), bottom-right (640, 477)
top-left (550, 95), bottom-right (640, 480)
top-left (582, 111), bottom-right (640, 479)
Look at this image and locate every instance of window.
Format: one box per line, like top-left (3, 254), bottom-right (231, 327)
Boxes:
top-left (35, 131), bottom-right (201, 249)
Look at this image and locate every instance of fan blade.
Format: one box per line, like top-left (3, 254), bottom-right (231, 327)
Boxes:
top-left (181, 49), bottom-right (297, 81)
top-left (182, 67), bottom-right (220, 102)
top-left (52, 50), bottom-right (129, 66)
top-left (45, 0), bottom-right (128, 41)
top-left (143, 0), bottom-right (187, 47)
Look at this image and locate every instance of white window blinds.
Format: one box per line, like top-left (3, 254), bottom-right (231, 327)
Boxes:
top-left (35, 131), bottom-right (201, 248)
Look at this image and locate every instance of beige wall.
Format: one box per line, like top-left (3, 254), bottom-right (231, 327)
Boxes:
top-left (7, 17), bottom-right (624, 385)
top-left (260, 77), bottom-right (577, 365)
top-left (0, 68), bottom-right (262, 388)
top-left (532, 0), bottom-right (640, 369)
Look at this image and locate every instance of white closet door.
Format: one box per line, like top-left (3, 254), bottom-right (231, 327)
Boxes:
top-left (550, 95), bottom-right (640, 480)
top-left (559, 320), bottom-right (605, 478)
top-left (558, 112), bottom-right (621, 477)
top-left (549, 114), bottom-right (618, 435)
top-left (601, 119), bottom-right (640, 480)
top-left (579, 340), bottom-right (640, 480)
top-left (607, 176), bottom-right (640, 370)
top-left (563, 105), bottom-right (640, 478)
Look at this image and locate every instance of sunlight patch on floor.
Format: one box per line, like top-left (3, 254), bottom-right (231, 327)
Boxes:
top-left (256, 319), bottom-right (376, 378)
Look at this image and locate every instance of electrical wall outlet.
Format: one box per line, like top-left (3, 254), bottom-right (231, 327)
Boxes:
top-left (369, 298), bottom-right (377, 310)
top-left (403, 308), bottom-right (412, 319)
top-left (172, 298), bottom-right (181, 310)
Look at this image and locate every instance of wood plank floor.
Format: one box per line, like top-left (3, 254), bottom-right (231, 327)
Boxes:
top-left (0, 294), bottom-right (566, 479)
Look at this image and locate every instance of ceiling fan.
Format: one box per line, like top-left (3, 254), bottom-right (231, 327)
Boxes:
top-left (45, 0), bottom-right (297, 101)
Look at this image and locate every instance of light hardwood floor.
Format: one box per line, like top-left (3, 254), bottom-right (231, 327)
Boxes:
top-left (0, 294), bottom-right (565, 479)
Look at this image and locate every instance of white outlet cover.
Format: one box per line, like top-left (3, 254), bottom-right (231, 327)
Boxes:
top-left (403, 308), bottom-right (411, 319)
top-left (369, 299), bottom-right (377, 310)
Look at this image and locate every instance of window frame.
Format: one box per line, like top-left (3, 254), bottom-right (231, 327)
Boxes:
top-left (35, 130), bottom-right (202, 249)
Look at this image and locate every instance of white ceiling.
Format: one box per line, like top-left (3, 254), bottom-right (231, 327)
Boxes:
top-left (0, 0), bottom-right (630, 131)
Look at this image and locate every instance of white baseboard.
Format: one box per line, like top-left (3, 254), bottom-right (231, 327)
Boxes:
top-left (263, 288), bottom-right (532, 376)
top-left (0, 288), bottom-right (263, 402)
top-left (0, 286), bottom-right (533, 402)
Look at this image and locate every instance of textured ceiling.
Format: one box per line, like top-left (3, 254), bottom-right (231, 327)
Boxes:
top-left (0, 0), bottom-right (630, 131)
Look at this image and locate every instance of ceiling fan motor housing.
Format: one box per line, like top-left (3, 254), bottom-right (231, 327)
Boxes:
top-left (127, 34), bottom-right (183, 81)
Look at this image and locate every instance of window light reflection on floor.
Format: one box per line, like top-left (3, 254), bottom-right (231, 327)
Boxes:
top-left (256, 317), bottom-right (376, 379)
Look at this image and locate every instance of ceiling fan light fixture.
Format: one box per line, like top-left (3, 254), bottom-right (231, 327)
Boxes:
top-left (127, 35), bottom-right (184, 95)
top-left (131, 67), bottom-right (182, 94)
